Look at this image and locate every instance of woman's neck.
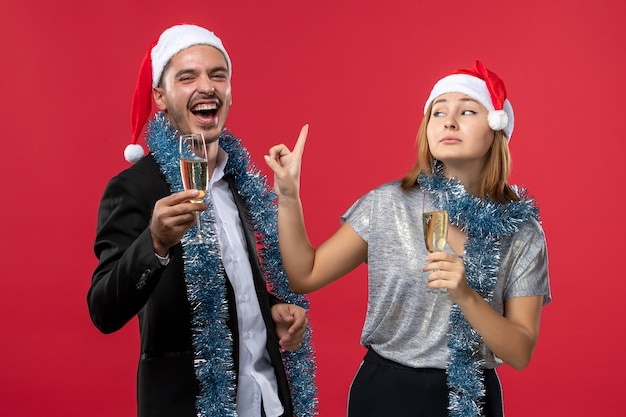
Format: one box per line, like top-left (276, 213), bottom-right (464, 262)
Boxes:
top-left (442, 165), bottom-right (482, 197)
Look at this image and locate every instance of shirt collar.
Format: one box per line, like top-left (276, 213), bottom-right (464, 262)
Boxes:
top-left (211, 147), bottom-right (229, 184)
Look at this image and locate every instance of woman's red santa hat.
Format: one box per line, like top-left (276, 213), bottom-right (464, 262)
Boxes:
top-left (124, 24), bottom-right (232, 162)
top-left (424, 60), bottom-right (514, 141)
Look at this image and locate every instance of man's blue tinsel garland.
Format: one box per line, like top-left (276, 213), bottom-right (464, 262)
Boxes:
top-left (418, 162), bottom-right (539, 417)
top-left (146, 113), bottom-right (318, 417)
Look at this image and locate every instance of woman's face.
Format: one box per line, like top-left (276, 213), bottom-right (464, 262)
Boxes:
top-left (426, 92), bottom-right (494, 171)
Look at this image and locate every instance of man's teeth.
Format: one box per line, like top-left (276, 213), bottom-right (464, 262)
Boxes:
top-left (193, 103), bottom-right (218, 111)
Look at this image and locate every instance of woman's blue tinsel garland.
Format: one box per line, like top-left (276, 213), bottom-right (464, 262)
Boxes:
top-left (146, 113), bottom-right (318, 417)
top-left (418, 162), bottom-right (539, 417)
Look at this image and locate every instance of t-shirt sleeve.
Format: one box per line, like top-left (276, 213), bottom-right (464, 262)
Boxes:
top-left (504, 219), bottom-right (552, 306)
top-left (341, 191), bottom-right (374, 244)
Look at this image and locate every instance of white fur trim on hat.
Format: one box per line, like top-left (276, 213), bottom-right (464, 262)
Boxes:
top-left (424, 73), bottom-right (514, 140)
top-left (151, 24), bottom-right (232, 88)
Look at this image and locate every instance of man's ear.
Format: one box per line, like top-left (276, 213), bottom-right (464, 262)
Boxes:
top-left (153, 87), bottom-right (167, 111)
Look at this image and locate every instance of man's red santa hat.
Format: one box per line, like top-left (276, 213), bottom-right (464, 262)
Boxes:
top-left (124, 24), bottom-right (232, 162)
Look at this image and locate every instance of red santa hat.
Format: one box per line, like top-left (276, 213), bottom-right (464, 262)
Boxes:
top-left (124, 24), bottom-right (232, 162)
top-left (423, 60), bottom-right (514, 141)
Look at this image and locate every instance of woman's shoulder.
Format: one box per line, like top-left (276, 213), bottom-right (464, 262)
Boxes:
top-left (344, 180), bottom-right (405, 217)
top-left (502, 217), bottom-right (548, 261)
top-left (352, 180), bottom-right (424, 209)
top-left (516, 217), bottom-right (546, 240)
top-left (366, 180), bottom-right (413, 199)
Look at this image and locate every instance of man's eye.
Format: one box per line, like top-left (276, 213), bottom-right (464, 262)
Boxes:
top-left (211, 73), bottom-right (227, 80)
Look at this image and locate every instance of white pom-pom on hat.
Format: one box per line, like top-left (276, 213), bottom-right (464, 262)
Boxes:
top-left (124, 144), bottom-right (145, 163)
top-left (424, 60), bottom-right (514, 141)
top-left (488, 110), bottom-right (508, 132)
top-left (124, 24), bottom-right (231, 163)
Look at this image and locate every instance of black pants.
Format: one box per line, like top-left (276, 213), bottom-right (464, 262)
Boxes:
top-left (347, 349), bottom-right (503, 417)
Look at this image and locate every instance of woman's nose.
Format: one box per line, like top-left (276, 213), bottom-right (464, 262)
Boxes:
top-left (444, 117), bottom-right (457, 129)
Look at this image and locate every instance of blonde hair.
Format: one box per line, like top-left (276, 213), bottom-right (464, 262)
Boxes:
top-left (400, 103), bottom-right (520, 203)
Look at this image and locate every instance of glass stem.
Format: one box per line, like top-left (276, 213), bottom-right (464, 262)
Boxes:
top-left (196, 212), bottom-right (202, 240)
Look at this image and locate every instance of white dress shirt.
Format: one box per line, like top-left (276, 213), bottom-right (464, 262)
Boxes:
top-left (209, 148), bottom-right (283, 417)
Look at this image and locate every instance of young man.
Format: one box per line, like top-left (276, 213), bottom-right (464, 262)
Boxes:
top-left (88, 24), bottom-right (317, 417)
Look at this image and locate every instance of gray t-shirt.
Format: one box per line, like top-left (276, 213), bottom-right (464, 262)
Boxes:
top-left (342, 181), bottom-right (551, 369)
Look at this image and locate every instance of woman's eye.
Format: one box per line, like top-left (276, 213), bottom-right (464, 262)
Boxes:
top-left (433, 111), bottom-right (444, 117)
top-left (462, 110), bottom-right (477, 115)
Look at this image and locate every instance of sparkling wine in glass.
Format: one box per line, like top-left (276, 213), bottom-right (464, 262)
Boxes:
top-left (422, 210), bottom-right (448, 253)
top-left (179, 133), bottom-right (209, 244)
top-left (422, 192), bottom-right (449, 292)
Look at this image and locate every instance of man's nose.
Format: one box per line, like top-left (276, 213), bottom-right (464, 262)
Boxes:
top-left (197, 75), bottom-right (215, 94)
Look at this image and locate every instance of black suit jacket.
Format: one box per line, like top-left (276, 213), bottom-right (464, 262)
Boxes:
top-left (88, 155), bottom-right (293, 417)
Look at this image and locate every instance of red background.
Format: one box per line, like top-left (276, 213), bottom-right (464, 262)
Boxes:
top-left (1, 1), bottom-right (625, 416)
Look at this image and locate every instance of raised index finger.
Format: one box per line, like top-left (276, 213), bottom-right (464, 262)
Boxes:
top-left (291, 124), bottom-right (309, 160)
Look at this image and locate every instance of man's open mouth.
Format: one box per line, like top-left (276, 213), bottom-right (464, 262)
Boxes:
top-left (191, 102), bottom-right (218, 120)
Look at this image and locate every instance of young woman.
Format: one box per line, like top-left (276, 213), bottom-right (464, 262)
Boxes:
top-left (265, 60), bottom-right (551, 417)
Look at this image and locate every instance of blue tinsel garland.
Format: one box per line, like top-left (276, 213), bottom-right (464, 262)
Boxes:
top-left (146, 113), bottom-right (318, 417)
top-left (418, 162), bottom-right (539, 417)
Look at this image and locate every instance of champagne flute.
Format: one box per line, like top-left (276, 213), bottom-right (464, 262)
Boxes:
top-left (179, 133), bottom-right (209, 244)
top-left (422, 192), bottom-right (449, 291)
top-left (422, 210), bottom-right (448, 253)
